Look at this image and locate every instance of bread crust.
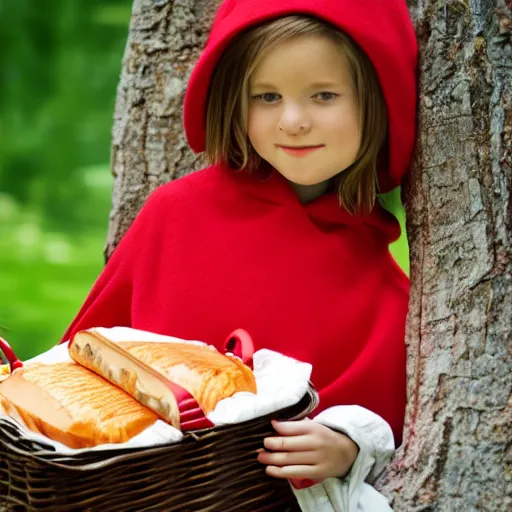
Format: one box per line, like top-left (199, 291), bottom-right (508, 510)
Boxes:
top-left (120, 341), bottom-right (257, 413)
top-left (0, 362), bottom-right (158, 448)
top-left (69, 331), bottom-right (182, 428)
top-left (69, 330), bottom-right (257, 424)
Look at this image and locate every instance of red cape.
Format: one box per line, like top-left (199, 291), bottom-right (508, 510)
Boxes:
top-left (63, 165), bottom-right (410, 443)
top-left (63, 0), bottom-right (417, 445)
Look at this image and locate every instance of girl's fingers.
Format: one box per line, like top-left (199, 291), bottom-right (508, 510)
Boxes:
top-left (265, 464), bottom-right (319, 480)
top-left (271, 419), bottom-right (313, 436)
top-left (258, 449), bottom-right (318, 467)
top-left (264, 434), bottom-right (318, 452)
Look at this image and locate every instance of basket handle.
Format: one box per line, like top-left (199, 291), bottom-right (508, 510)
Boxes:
top-left (223, 329), bottom-right (254, 368)
top-left (0, 337), bottom-right (23, 373)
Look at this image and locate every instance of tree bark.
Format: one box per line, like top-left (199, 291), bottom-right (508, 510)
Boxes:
top-left (107, 0), bottom-right (221, 259)
top-left (377, 1), bottom-right (512, 510)
top-left (108, 1), bottom-right (512, 510)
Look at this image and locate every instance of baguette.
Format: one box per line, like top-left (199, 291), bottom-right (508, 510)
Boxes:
top-left (69, 329), bottom-right (257, 424)
top-left (0, 362), bottom-right (158, 448)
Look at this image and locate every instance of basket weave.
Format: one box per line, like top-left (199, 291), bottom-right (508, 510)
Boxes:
top-left (0, 389), bottom-right (317, 511)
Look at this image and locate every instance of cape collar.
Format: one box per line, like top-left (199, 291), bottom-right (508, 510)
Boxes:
top-left (216, 164), bottom-right (401, 243)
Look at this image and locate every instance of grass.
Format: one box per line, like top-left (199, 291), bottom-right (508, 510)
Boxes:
top-left (0, 235), bottom-right (105, 360)
top-left (0, 170), bottom-right (111, 360)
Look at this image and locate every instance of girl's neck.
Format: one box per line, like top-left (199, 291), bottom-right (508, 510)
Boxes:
top-left (289, 180), bottom-right (331, 204)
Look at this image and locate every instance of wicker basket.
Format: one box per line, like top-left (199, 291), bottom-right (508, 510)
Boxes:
top-left (0, 387), bottom-right (317, 511)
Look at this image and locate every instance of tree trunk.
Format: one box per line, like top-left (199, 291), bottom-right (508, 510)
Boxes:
top-left (109, 1), bottom-right (512, 511)
top-left (376, 1), bottom-right (512, 510)
top-left (107, 0), bottom-right (221, 259)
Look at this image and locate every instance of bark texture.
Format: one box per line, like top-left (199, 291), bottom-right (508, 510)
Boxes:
top-left (107, 0), bottom-right (512, 510)
top-left (377, 1), bottom-right (512, 511)
top-left (107, 0), bottom-right (220, 259)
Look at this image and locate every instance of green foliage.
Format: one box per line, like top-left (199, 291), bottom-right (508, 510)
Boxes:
top-left (380, 187), bottom-right (409, 276)
top-left (0, 195), bottom-right (107, 360)
top-left (0, 0), bottom-right (131, 230)
top-left (0, 168), bottom-right (113, 360)
top-left (0, 2), bottom-right (130, 359)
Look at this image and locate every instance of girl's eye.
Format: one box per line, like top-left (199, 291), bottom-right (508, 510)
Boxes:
top-left (252, 93), bottom-right (281, 104)
top-left (313, 92), bottom-right (339, 102)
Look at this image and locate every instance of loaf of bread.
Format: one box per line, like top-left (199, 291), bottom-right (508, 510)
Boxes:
top-left (0, 362), bottom-right (158, 449)
top-left (69, 329), bottom-right (257, 425)
top-left (0, 364), bottom-right (9, 381)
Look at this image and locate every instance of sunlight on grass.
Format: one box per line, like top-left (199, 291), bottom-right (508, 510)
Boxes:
top-left (0, 170), bottom-right (111, 360)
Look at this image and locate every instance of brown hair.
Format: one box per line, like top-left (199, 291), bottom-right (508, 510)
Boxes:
top-left (205, 15), bottom-right (388, 214)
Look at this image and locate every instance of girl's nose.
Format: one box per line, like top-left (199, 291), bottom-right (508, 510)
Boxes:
top-left (278, 104), bottom-right (312, 135)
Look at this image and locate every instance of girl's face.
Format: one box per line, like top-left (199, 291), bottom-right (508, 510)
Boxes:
top-left (248, 35), bottom-right (361, 202)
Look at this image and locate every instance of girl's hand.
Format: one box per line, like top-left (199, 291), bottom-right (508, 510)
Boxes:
top-left (257, 419), bottom-right (359, 480)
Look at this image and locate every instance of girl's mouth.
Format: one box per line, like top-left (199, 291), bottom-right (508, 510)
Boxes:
top-left (278, 145), bottom-right (324, 157)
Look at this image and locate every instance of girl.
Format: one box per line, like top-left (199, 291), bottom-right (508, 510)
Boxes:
top-left (62, 0), bottom-right (417, 509)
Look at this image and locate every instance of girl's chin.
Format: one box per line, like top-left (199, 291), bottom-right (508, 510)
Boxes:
top-left (280, 173), bottom-right (333, 187)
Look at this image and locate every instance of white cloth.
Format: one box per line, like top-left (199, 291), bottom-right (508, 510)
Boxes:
top-left (208, 347), bottom-right (312, 425)
top-left (292, 405), bottom-right (395, 512)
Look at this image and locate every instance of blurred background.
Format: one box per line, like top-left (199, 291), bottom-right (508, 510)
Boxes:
top-left (0, 0), bottom-right (131, 359)
top-left (0, 0), bottom-right (408, 362)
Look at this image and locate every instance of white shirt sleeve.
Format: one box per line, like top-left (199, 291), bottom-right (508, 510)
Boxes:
top-left (291, 405), bottom-right (396, 512)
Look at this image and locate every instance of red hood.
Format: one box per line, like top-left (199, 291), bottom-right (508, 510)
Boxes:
top-left (183, 0), bottom-right (418, 191)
